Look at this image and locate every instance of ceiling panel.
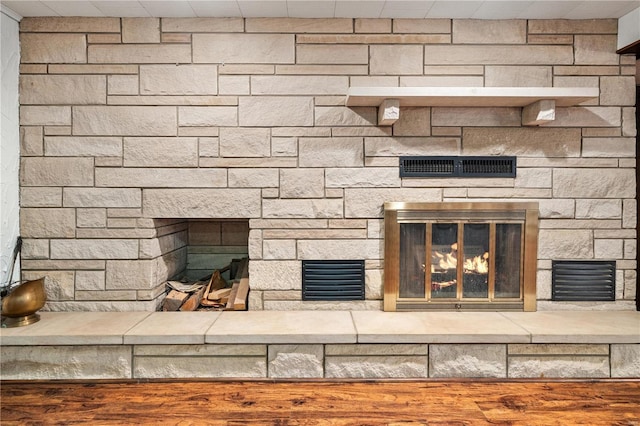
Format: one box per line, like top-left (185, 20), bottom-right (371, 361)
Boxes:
top-left (2, 1), bottom-right (58, 16)
top-left (471, 0), bottom-right (534, 19)
top-left (189, 0), bottom-right (241, 17)
top-left (515, 1), bottom-right (579, 19)
top-left (139, 1), bottom-right (195, 17)
top-left (41, 1), bottom-right (104, 16)
top-left (335, 0), bottom-right (385, 17)
top-left (238, 0), bottom-right (288, 17)
top-left (426, 1), bottom-right (482, 18)
top-left (287, 0), bottom-right (336, 17)
top-left (92, 1), bottom-right (151, 17)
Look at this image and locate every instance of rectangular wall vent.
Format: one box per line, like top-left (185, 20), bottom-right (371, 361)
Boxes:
top-left (302, 260), bottom-right (365, 301)
top-left (552, 260), bottom-right (616, 301)
top-left (400, 156), bottom-right (516, 178)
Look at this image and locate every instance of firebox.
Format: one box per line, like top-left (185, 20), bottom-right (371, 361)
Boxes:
top-left (384, 202), bottom-right (538, 312)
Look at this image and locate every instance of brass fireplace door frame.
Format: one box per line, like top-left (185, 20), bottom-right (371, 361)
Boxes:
top-left (383, 202), bottom-right (539, 312)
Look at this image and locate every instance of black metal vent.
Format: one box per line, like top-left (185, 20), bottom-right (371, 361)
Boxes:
top-left (400, 156), bottom-right (516, 178)
top-left (552, 260), bottom-right (616, 301)
top-left (302, 260), bottom-right (365, 301)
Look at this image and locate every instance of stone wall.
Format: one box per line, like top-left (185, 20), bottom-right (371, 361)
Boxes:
top-left (18, 17), bottom-right (637, 311)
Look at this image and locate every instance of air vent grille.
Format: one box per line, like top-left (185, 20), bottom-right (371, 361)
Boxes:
top-left (552, 260), bottom-right (616, 301)
top-left (400, 156), bottom-right (516, 178)
top-left (302, 260), bottom-right (365, 301)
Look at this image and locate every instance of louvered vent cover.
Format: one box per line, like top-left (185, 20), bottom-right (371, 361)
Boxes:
top-left (400, 156), bottom-right (516, 178)
top-left (552, 260), bottom-right (616, 301)
top-left (302, 260), bottom-right (365, 301)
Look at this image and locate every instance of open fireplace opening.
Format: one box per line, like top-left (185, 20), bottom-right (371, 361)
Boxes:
top-left (384, 202), bottom-right (538, 311)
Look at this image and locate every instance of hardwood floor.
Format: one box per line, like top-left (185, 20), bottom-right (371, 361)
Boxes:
top-left (2, 380), bottom-right (639, 425)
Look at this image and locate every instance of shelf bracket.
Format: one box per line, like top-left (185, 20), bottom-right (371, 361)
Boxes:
top-left (378, 99), bottom-right (400, 126)
top-left (523, 99), bottom-right (556, 126)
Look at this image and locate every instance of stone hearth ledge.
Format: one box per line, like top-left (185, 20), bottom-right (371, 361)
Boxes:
top-left (1, 311), bottom-right (638, 346)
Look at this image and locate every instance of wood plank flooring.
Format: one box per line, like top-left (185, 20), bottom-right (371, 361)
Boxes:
top-left (2, 380), bottom-right (639, 425)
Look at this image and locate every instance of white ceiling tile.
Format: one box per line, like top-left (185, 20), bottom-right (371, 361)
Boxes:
top-left (426, 1), bottom-right (482, 18)
top-left (42, 0), bottom-right (105, 16)
top-left (139, 0), bottom-right (196, 17)
top-left (516, 1), bottom-right (579, 19)
top-left (238, 0), bottom-right (288, 17)
top-left (189, 0), bottom-right (242, 17)
top-left (287, 1), bottom-right (335, 17)
top-left (1, 1), bottom-right (58, 17)
top-left (335, 0), bottom-right (384, 17)
top-left (472, 1), bottom-right (534, 19)
top-left (381, 0), bottom-right (433, 18)
top-left (92, 1), bottom-right (152, 17)
top-left (566, 1), bottom-right (639, 19)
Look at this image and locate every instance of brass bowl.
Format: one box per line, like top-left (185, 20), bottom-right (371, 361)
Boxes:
top-left (1, 278), bottom-right (46, 328)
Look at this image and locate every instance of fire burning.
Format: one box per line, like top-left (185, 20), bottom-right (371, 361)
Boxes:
top-left (431, 242), bottom-right (489, 274)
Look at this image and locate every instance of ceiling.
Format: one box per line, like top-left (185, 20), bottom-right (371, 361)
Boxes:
top-left (2, 0), bottom-right (639, 20)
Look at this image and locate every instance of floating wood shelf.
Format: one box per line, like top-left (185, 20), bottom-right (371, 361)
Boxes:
top-left (345, 86), bottom-right (600, 126)
top-left (345, 86), bottom-right (599, 108)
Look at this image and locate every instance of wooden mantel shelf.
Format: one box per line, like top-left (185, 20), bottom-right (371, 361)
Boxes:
top-left (345, 86), bottom-right (600, 126)
top-left (345, 86), bottom-right (599, 107)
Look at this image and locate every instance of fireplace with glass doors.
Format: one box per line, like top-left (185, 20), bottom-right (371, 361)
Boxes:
top-left (384, 202), bottom-right (539, 311)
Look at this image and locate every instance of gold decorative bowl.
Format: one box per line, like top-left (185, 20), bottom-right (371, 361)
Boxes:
top-left (1, 278), bottom-right (46, 328)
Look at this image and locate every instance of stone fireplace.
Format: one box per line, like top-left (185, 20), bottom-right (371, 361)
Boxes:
top-left (16, 16), bottom-right (637, 312)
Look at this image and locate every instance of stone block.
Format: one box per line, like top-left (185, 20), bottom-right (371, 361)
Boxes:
top-left (1, 346), bottom-right (131, 380)
top-left (246, 18), bottom-right (352, 33)
top-left (299, 137), bottom-right (363, 167)
top-left (122, 18), bottom-right (159, 43)
top-left (393, 19), bottom-right (450, 33)
top-left (594, 239), bottom-right (623, 259)
top-left (88, 33), bottom-right (121, 43)
top-left (268, 345), bottom-right (324, 378)
top-left (263, 240), bottom-right (297, 260)
top-left (326, 355), bottom-right (428, 378)
top-left (74, 106), bottom-right (177, 136)
top-left (20, 187), bottom-right (62, 208)
top-left (624, 240), bottom-right (637, 260)
top-left (140, 65), bottom-right (217, 95)
top-left (600, 76), bottom-right (636, 106)
top-left (162, 18), bottom-right (243, 32)
top-left (20, 106), bottom-right (71, 126)
top-left (326, 168), bottom-right (400, 188)
top-left (249, 261), bottom-right (301, 290)
top-left (280, 169), bottom-right (325, 198)
top-left (20, 75), bottom-right (106, 105)
top-left (228, 169), bottom-right (278, 188)
top-left (50, 239), bottom-right (139, 260)
top-left (400, 76), bottom-right (483, 87)
top-left (432, 107), bottom-right (520, 127)
top-left (485, 66), bottom-right (551, 87)
top-left (143, 189), bottom-right (261, 218)
top-left (453, 19), bottom-right (525, 44)
top-left (219, 75), bottom-right (250, 95)
top-left (538, 230), bottom-right (593, 259)
top-left (370, 45), bottom-right (423, 75)
top-left (315, 106), bottom-right (376, 127)
top-left (98, 168), bottom-right (227, 189)
top-left (20, 208), bottom-right (75, 238)
top-left (106, 260), bottom-right (157, 290)
top-left (355, 18), bottom-right (391, 33)
top-left (22, 270), bottom-right (75, 301)
top-left (424, 45), bottom-right (572, 65)
top-left (611, 344), bottom-right (640, 378)
top-left (45, 137), bottom-right (122, 157)
top-left (21, 157), bottom-right (94, 187)
top-left (88, 44), bottom-right (192, 64)
top-left (178, 107), bottom-right (237, 127)
top-left (20, 17), bottom-right (120, 32)
top-left (545, 107), bottom-right (621, 128)
top-left (582, 138), bottom-right (636, 158)
top-left (575, 199), bottom-right (622, 219)
top-left (574, 35), bottom-right (618, 65)
top-left (239, 97), bottom-right (313, 127)
top-left (271, 138), bottom-right (297, 157)
top-left (20, 33), bottom-right (86, 63)
top-left (263, 199), bottom-right (344, 219)
top-left (77, 208), bottom-right (107, 228)
top-left (297, 44), bottom-right (368, 65)
top-left (107, 75), bottom-right (138, 95)
top-left (251, 75), bottom-right (348, 95)
top-left (219, 128), bottom-right (270, 157)
top-left (553, 169), bottom-right (635, 198)
top-left (509, 344), bottom-right (610, 378)
top-left (527, 19), bottom-right (617, 34)
top-left (365, 136), bottom-right (458, 157)
top-left (21, 238), bottom-right (49, 259)
top-left (123, 137), bottom-right (197, 167)
top-left (429, 344), bottom-right (507, 378)
top-left (134, 354), bottom-right (266, 379)
top-left (297, 239), bottom-right (382, 260)
top-left (345, 188), bottom-right (442, 218)
top-left (622, 108), bottom-right (637, 137)
top-left (76, 270), bottom-right (106, 291)
top-left (64, 188), bottom-right (141, 208)
top-left (623, 200), bottom-right (637, 229)
top-left (298, 34), bottom-right (449, 44)
top-left (514, 168), bottom-right (551, 188)
top-left (198, 137), bottom-right (219, 157)
top-left (392, 107), bottom-right (431, 136)
top-left (20, 127), bottom-right (43, 157)
top-left (193, 34), bottom-right (294, 64)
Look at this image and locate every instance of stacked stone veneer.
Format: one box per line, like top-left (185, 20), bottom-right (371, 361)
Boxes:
top-left (17, 17), bottom-right (637, 311)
